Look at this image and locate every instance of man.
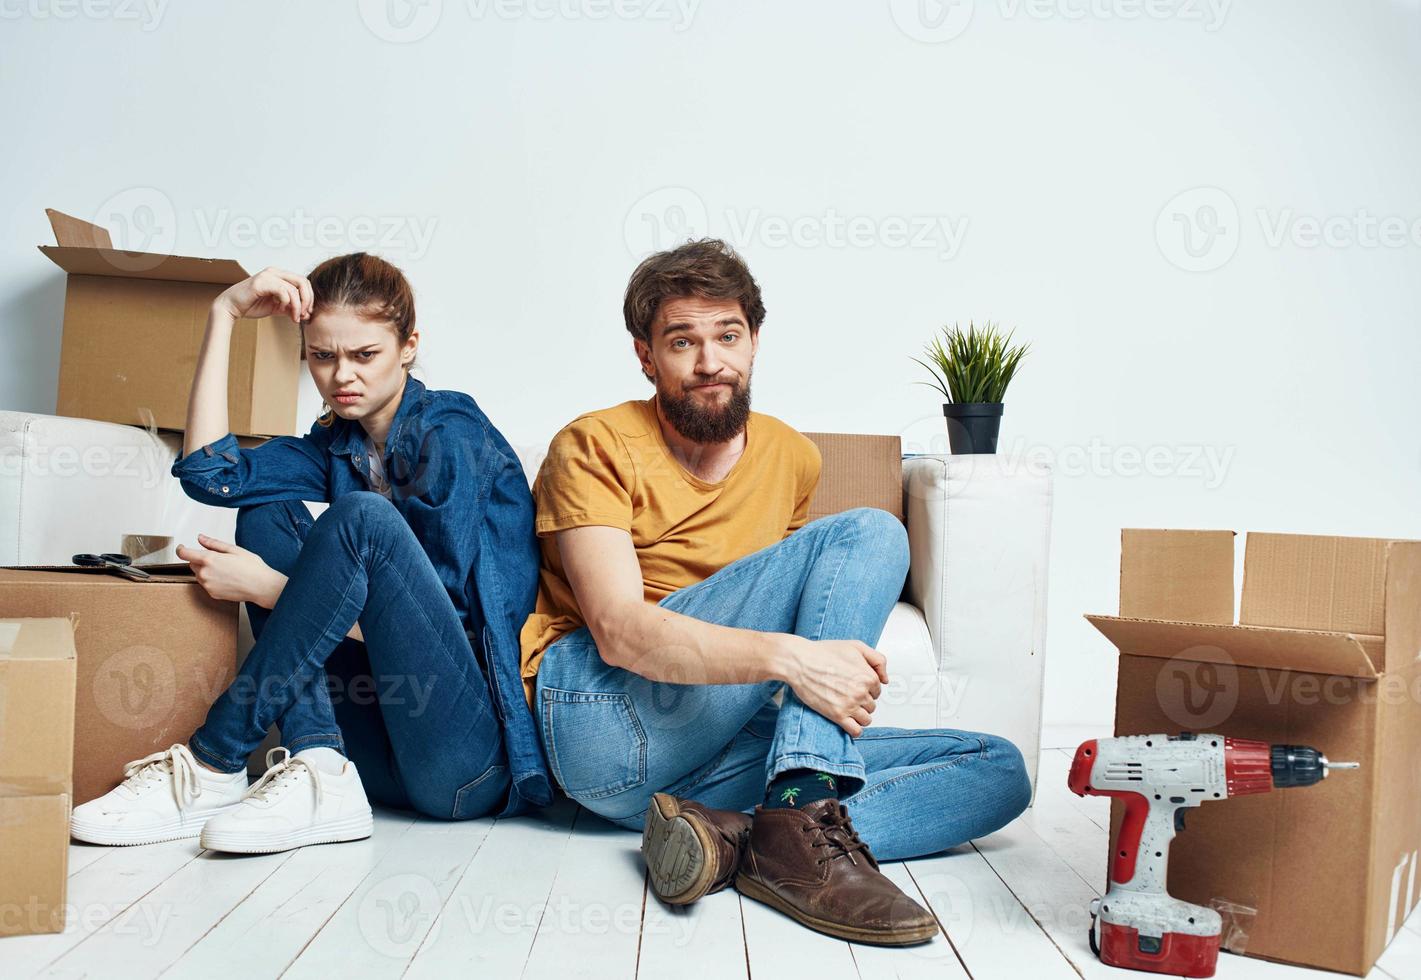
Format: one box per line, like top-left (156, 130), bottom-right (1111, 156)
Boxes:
top-left (519, 239), bottom-right (1030, 944)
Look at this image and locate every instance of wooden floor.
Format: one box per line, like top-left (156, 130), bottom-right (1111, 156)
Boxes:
top-left (6, 748), bottom-right (1419, 979)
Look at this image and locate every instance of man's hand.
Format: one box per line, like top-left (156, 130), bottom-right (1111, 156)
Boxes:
top-left (176, 534), bottom-right (282, 607)
top-left (781, 635), bottom-right (889, 737)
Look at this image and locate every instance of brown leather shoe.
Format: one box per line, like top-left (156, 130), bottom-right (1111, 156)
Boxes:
top-left (735, 798), bottom-right (939, 945)
top-left (642, 793), bottom-right (753, 905)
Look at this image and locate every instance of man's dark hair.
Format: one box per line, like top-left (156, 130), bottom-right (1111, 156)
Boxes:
top-left (622, 238), bottom-right (766, 344)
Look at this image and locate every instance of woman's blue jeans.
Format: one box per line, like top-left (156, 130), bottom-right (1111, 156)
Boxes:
top-left (188, 492), bottom-right (511, 820)
top-left (535, 507), bottom-right (1032, 861)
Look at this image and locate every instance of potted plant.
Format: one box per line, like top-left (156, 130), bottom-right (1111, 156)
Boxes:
top-left (912, 321), bottom-right (1029, 454)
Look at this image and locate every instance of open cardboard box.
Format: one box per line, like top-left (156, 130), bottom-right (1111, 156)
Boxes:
top-left (1088, 529), bottom-right (1421, 976)
top-left (38, 207), bottom-right (301, 437)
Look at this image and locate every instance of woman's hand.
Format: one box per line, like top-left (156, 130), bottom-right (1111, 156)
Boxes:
top-left (781, 635), bottom-right (890, 737)
top-left (176, 534), bottom-right (281, 607)
top-left (213, 267), bottom-right (313, 323)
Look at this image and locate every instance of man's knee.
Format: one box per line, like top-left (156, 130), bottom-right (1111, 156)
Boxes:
top-left (836, 507), bottom-right (909, 576)
top-left (987, 734), bottom-right (1033, 817)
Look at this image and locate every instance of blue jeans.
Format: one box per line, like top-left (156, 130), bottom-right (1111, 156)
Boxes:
top-left (535, 507), bottom-right (1032, 861)
top-left (188, 492), bottom-right (511, 820)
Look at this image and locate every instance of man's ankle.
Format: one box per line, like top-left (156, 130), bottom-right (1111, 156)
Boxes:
top-left (765, 769), bottom-right (840, 809)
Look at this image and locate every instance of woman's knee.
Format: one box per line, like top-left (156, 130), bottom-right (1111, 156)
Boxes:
top-left (234, 499), bottom-right (310, 556)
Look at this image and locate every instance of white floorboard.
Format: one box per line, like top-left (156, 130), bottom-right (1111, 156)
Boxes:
top-left (4, 749), bottom-right (1419, 979)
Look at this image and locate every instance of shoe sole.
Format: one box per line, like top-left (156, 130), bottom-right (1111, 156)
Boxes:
top-left (199, 811), bottom-right (374, 854)
top-left (70, 803), bottom-right (241, 847)
top-left (642, 793), bottom-right (718, 905)
top-left (735, 873), bottom-right (940, 946)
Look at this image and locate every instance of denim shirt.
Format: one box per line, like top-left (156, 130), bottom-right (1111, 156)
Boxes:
top-left (169, 374), bottom-right (552, 815)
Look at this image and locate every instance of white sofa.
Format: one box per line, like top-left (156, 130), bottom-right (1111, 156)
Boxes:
top-left (0, 410), bottom-right (1054, 793)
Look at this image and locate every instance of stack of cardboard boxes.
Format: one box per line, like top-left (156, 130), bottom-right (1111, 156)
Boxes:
top-left (0, 619), bottom-right (75, 937)
top-left (0, 209), bottom-right (301, 938)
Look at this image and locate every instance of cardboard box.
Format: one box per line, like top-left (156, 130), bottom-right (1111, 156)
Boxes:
top-left (0, 566), bottom-right (238, 805)
top-left (1088, 529), bottom-right (1421, 976)
top-left (802, 433), bottom-right (903, 522)
top-left (0, 618), bottom-right (76, 937)
top-left (38, 207), bottom-right (301, 437)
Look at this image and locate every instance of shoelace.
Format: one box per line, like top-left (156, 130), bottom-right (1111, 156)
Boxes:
top-left (801, 803), bottom-right (873, 867)
top-left (244, 747), bottom-right (324, 807)
top-left (120, 743), bottom-right (205, 810)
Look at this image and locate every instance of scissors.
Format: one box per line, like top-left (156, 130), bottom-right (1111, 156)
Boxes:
top-left (72, 552), bottom-right (152, 582)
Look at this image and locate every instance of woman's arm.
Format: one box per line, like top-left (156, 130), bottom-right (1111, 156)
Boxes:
top-left (178, 534), bottom-right (364, 642)
top-left (184, 268), bottom-right (313, 458)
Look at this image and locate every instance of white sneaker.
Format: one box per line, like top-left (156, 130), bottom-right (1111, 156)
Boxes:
top-left (199, 747), bottom-right (373, 854)
top-left (70, 744), bottom-right (248, 846)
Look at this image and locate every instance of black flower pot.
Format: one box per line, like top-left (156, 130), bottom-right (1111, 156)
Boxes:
top-left (942, 402), bottom-right (1004, 454)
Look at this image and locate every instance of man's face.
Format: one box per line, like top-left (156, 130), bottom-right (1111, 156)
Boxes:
top-left (635, 294), bottom-right (758, 444)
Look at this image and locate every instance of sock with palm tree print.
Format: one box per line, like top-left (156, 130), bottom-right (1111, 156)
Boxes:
top-left (764, 769), bottom-right (840, 809)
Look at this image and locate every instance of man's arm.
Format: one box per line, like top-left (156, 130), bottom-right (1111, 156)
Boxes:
top-left (555, 525), bottom-right (887, 735)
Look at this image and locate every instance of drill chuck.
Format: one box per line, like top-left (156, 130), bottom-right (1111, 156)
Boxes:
top-left (1270, 744), bottom-right (1358, 788)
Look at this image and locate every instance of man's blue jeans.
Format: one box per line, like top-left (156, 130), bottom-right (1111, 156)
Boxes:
top-left (188, 492), bottom-right (511, 820)
top-left (535, 507), bottom-right (1032, 861)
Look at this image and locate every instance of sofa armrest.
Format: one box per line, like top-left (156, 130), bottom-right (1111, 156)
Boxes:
top-left (902, 454), bottom-right (1054, 791)
top-left (0, 411), bottom-right (239, 564)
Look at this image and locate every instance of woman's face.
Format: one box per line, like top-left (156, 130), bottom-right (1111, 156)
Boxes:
top-left (302, 305), bottom-right (417, 423)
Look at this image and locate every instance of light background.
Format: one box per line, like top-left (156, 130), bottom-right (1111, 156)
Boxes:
top-left (3, 0), bottom-right (1420, 745)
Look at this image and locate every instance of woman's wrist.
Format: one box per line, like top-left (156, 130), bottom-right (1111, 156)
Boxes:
top-left (208, 300), bottom-right (239, 326)
top-left (260, 569), bottom-right (288, 609)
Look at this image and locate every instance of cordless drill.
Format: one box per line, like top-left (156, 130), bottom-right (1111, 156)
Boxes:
top-left (1068, 733), bottom-right (1358, 978)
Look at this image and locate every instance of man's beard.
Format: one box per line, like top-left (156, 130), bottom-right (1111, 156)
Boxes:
top-left (657, 373), bottom-right (752, 444)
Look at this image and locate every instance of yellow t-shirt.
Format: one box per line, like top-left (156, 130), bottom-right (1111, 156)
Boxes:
top-left (518, 397), bottom-right (822, 705)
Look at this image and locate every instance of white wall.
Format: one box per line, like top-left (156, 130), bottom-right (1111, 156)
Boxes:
top-left (3, 0), bottom-right (1420, 745)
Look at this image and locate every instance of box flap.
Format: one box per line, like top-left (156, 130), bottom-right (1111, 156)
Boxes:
top-left (0, 618), bottom-right (77, 661)
top-left (802, 433), bottom-right (903, 522)
top-left (1240, 532), bottom-right (1392, 634)
top-left (1086, 614), bottom-right (1381, 678)
top-left (1385, 540), bottom-right (1421, 673)
top-left (0, 565), bottom-right (196, 585)
top-left (38, 245), bottom-right (249, 284)
top-left (1120, 529), bottom-right (1235, 624)
top-left (45, 208), bottom-right (113, 248)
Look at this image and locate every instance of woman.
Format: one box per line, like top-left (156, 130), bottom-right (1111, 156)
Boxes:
top-left (71, 255), bottom-right (551, 853)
